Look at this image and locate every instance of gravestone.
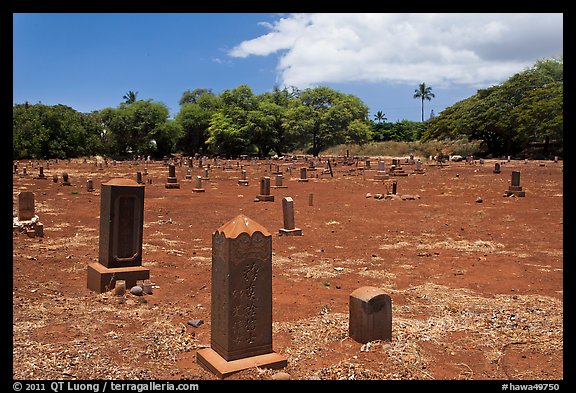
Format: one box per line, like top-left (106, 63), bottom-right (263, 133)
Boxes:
top-left (504, 171), bottom-right (526, 197)
top-left (18, 191), bottom-right (35, 221)
top-left (193, 176), bottom-right (205, 193)
top-left (349, 286), bottom-right (392, 344)
top-left (256, 177), bottom-right (274, 202)
top-left (87, 178), bottom-right (150, 293)
top-left (52, 174), bottom-right (58, 183)
top-left (238, 170), bottom-right (249, 186)
top-left (86, 179), bottom-right (94, 192)
top-left (374, 160), bottom-right (388, 180)
top-left (412, 161), bottom-right (425, 174)
top-left (62, 172), bottom-right (71, 186)
top-left (196, 214), bottom-right (287, 378)
top-left (493, 162), bottom-right (501, 174)
top-left (279, 197), bottom-right (302, 236)
top-left (201, 167), bottom-right (210, 181)
top-left (34, 165), bottom-right (47, 180)
top-left (298, 167), bottom-right (308, 182)
top-left (165, 164), bottom-right (180, 189)
top-left (185, 168), bottom-right (192, 180)
top-left (136, 171), bottom-right (144, 184)
top-left (271, 174), bottom-right (288, 189)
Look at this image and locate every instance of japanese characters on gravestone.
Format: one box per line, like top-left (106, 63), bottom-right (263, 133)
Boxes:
top-left (87, 178), bottom-right (150, 293)
top-left (165, 164), bottom-right (180, 189)
top-left (196, 214), bottom-right (287, 378)
top-left (349, 286), bottom-right (392, 344)
top-left (256, 177), bottom-right (274, 202)
top-left (504, 171), bottom-right (526, 197)
top-left (279, 197), bottom-right (302, 236)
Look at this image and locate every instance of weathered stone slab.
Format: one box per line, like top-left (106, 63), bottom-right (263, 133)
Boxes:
top-left (349, 286), bottom-right (392, 344)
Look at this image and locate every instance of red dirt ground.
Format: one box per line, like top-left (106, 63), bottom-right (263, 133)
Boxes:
top-left (12, 156), bottom-right (563, 381)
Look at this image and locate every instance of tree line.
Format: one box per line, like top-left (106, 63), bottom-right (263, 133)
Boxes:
top-left (13, 57), bottom-right (562, 160)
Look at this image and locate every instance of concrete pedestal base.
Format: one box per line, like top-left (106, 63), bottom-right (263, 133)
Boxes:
top-left (256, 195), bottom-right (275, 202)
top-left (196, 348), bottom-right (287, 379)
top-left (165, 183), bottom-right (180, 189)
top-left (279, 228), bottom-right (302, 236)
top-left (192, 188), bottom-right (205, 193)
top-left (87, 262), bottom-right (150, 293)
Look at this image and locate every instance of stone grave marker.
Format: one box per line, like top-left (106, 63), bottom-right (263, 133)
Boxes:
top-left (349, 286), bottom-right (392, 344)
top-left (87, 178), bottom-right (150, 293)
top-left (256, 177), bottom-right (274, 202)
top-left (62, 172), bottom-right (71, 186)
top-left (298, 167), bottom-right (308, 182)
top-left (271, 174), bottom-right (287, 189)
top-left (238, 170), bottom-right (249, 186)
top-left (202, 167), bottom-right (210, 181)
top-left (165, 164), bottom-right (180, 189)
top-left (279, 197), bottom-right (302, 236)
top-left (34, 165), bottom-right (47, 180)
top-left (193, 176), bottom-right (206, 193)
top-left (504, 171), bottom-right (526, 197)
top-left (196, 214), bottom-right (287, 378)
top-left (17, 191), bottom-right (35, 221)
top-left (493, 162), bottom-right (501, 174)
top-left (136, 171), bottom-right (144, 184)
top-left (374, 160), bottom-right (387, 180)
top-left (86, 179), bottom-right (94, 192)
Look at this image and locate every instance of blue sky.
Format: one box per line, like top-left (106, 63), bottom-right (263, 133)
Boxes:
top-left (13, 13), bottom-right (563, 122)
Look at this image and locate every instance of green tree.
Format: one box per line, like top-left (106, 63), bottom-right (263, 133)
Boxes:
top-left (123, 91), bottom-right (138, 104)
top-left (100, 99), bottom-right (170, 157)
top-left (374, 111), bottom-right (387, 123)
top-left (176, 91), bottom-right (221, 155)
top-left (179, 88), bottom-right (214, 106)
top-left (422, 57), bottom-right (563, 156)
top-left (285, 86), bottom-right (370, 156)
top-left (205, 112), bottom-right (248, 156)
top-left (413, 82), bottom-right (435, 122)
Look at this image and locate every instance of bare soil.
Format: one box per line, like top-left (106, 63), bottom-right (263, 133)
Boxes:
top-left (12, 157), bottom-right (563, 380)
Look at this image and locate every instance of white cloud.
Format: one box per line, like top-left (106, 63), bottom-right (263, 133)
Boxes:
top-left (229, 13), bottom-right (563, 89)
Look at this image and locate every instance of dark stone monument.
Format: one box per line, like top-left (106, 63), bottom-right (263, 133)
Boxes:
top-left (349, 286), bottom-right (392, 344)
top-left (193, 176), bottom-right (205, 193)
top-left (196, 214), bottom-right (287, 378)
top-left (62, 172), bottom-right (71, 186)
top-left (87, 178), bottom-right (150, 293)
top-left (493, 162), bottom-right (501, 174)
top-left (34, 165), bottom-right (47, 180)
top-left (165, 164), bottom-right (180, 189)
top-left (256, 177), bottom-right (274, 202)
top-left (504, 171), bottom-right (526, 197)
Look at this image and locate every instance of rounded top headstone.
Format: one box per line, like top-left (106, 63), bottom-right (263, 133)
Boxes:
top-left (103, 178), bottom-right (142, 187)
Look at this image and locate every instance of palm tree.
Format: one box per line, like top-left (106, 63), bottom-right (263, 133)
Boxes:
top-left (413, 83), bottom-right (435, 122)
top-left (373, 111), bottom-right (387, 123)
top-left (123, 90), bottom-right (138, 104)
